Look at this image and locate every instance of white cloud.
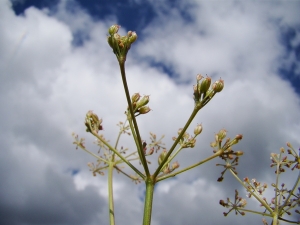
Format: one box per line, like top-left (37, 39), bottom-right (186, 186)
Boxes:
top-left (0, 0), bottom-right (299, 225)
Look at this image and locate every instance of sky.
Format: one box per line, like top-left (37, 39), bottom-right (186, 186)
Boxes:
top-left (1, 0), bottom-right (300, 225)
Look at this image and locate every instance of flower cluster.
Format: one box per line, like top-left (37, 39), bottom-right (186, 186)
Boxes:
top-left (193, 74), bottom-right (224, 106)
top-left (157, 149), bottom-right (180, 174)
top-left (211, 129), bottom-right (243, 181)
top-left (270, 142), bottom-right (300, 173)
top-left (107, 24), bottom-right (137, 63)
top-left (219, 189), bottom-right (247, 216)
top-left (172, 124), bottom-right (203, 149)
top-left (243, 177), bottom-right (268, 198)
top-left (130, 93), bottom-right (151, 116)
top-left (85, 110), bottom-right (103, 134)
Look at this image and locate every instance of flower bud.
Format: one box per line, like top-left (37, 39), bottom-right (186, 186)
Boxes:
top-left (193, 85), bottom-right (200, 101)
top-left (235, 151), bottom-right (244, 156)
top-left (171, 161), bottom-right (180, 170)
top-left (158, 150), bottom-right (167, 165)
top-left (107, 36), bottom-right (114, 49)
top-left (128, 31), bottom-right (137, 44)
top-left (148, 147), bottom-right (154, 155)
top-left (138, 106), bottom-right (151, 114)
top-left (131, 93), bottom-right (141, 103)
top-left (210, 141), bottom-right (217, 147)
top-left (212, 79), bottom-right (224, 92)
top-left (85, 110), bottom-right (103, 133)
top-left (107, 25), bottom-right (138, 63)
top-left (108, 24), bottom-right (120, 35)
top-left (228, 134), bottom-right (243, 146)
top-left (136, 95), bottom-right (150, 109)
top-left (219, 199), bottom-right (226, 207)
top-left (113, 33), bottom-right (121, 41)
top-left (196, 74), bottom-right (204, 81)
top-left (238, 199), bottom-right (247, 207)
top-left (217, 129), bottom-right (227, 141)
top-left (194, 124), bottom-right (203, 135)
top-left (235, 134), bottom-right (243, 140)
top-left (199, 76), bottom-right (211, 96)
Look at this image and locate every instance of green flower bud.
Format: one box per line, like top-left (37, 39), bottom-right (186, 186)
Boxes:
top-left (136, 95), bottom-right (150, 109)
top-left (107, 25), bottom-right (138, 63)
top-left (199, 76), bottom-right (211, 96)
top-left (108, 24), bottom-right (120, 35)
top-left (229, 134), bottom-right (243, 146)
top-left (114, 33), bottom-right (121, 39)
top-left (236, 151), bottom-right (244, 156)
top-left (85, 110), bottom-right (103, 133)
top-left (119, 35), bottom-right (127, 49)
top-left (158, 150), bottom-right (167, 165)
top-left (128, 31), bottom-right (137, 44)
top-left (107, 36), bottom-right (114, 49)
top-left (212, 79), bottom-right (224, 92)
top-left (217, 129), bottom-right (227, 141)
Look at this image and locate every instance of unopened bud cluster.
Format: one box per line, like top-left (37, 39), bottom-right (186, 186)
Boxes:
top-left (211, 129), bottom-right (243, 153)
top-left (130, 93), bottom-right (151, 116)
top-left (85, 110), bottom-right (103, 133)
top-left (107, 24), bottom-right (138, 62)
top-left (158, 150), bottom-right (180, 174)
top-left (172, 124), bottom-right (202, 149)
top-left (193, 74), bottom-right (224, 104)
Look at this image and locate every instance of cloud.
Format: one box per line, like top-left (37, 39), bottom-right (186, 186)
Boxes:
top-left (0, 0), bottom-right (299, 225)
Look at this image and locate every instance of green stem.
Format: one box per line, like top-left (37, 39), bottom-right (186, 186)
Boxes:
top-left (237, 208), bottom-right (272, 217)
top-left (108, 161), bottom-right (115, 225)
top-left (157, 149), bottom-right (223, 182)
top-left (127, 116), bottom-right (141, 156)
top-left (143, 177), bottom-right (155, 225)
top-left (77, 144), bottom-right (108, 163)
top-left (119, 61), bottom-right (150, 177)
top-left (114, 119), bottom-right (128, 150)
top-left (114, 165), bottom-right (137, 180)
top-left (92, 131), bottom-right (145, 179)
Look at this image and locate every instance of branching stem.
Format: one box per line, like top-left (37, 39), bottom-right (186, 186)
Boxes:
top-left (119, 61), bottom-right (150, 177)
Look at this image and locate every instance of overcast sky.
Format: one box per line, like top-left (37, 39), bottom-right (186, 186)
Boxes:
top-left (1, 0), bottom-right (300, 225)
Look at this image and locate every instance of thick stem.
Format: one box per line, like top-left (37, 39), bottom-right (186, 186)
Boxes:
top-left (143, 177), bottom-right (155, 225)
top-left (108, 162), bottom-right (115, 225)
top-left (119, 61), bottom-right (150, 177)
